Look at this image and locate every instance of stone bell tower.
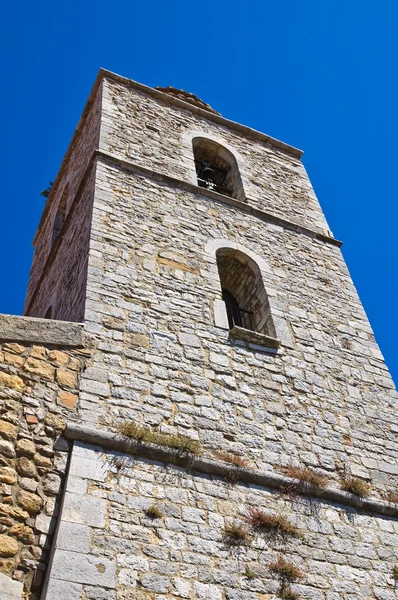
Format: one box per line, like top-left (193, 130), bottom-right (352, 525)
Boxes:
top-left (14, 69), bottom-right (398, 598)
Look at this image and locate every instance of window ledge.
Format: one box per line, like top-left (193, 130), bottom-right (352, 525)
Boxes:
top-left (229, 326), bottom-right (280, 353)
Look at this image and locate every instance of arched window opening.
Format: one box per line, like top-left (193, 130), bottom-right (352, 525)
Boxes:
top-left (51, 184), bottom-right (69, 249)
top-left (192, 137), bottom-right (245, 201)
top-left (216, 248), bottom-right (275, 336)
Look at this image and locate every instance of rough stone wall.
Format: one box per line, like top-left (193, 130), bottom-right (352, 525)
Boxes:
top-left (82, 162), bottom-right (397, 493)
top-left (0, 325), bottom-right (88, 598)
top-left (25, 167), bottom-right (96, 322)
top-left (24, 82), bottom-right (102, 321)
top-left (100, 78), bottom-right (331, 236)
top-left (45, 442), bottom-right (398, 600)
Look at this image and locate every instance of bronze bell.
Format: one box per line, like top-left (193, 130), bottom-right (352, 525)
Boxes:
top-left (200, 162), bottom-right (216, 189)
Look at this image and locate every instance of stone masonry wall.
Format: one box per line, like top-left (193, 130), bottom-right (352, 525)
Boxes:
top-left (26, 168), bottom-right (96, 322)
top-left (100, 78), bottom-right (332, 236)
top-left (45, 441), bottom-right (398, 600)
top-left (82, 162), bottom-right (397, 494)
top-left (24, 81), bottom-right (102, 321)
top-left (0, 318), bottom-right (88, 598)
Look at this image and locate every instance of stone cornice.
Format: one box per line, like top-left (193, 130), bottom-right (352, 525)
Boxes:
top-left (65, 424), bottom-right (398, 519)
top-left (96, 150), bottom-right (343, 248)
top-left (0, 314), bottom-right (84, 347)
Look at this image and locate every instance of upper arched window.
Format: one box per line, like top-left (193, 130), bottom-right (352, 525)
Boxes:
top-left (192, 137), bottom-right (245, 202)
top-left (51, 184), bottom-right (69, 249)
top-left (216, 248), bottom-right (275, 337)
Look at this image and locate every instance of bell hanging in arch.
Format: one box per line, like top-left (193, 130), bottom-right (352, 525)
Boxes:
top-left (200, 162), bottom-right (217, 190)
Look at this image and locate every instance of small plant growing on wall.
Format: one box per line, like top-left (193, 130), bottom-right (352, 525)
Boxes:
top-left (145, 504), bottom-right (163, 519)
top-left (277, 464), bottom-right (328, 491)
top-left (269, 556), bottom-right (303, 582)
top-left (244, 564), bottom-right (256, 579)
top-left (278, 582), bottom-right (301, 600)
top-left (117, 421), bottom-right (202, 455)
top-left (222, 523), bottom-right (252, 547)
top-left (214, 450), bottom-right (251, 470)
top-left (340, 476), bottom-right (371, 498)
top-left (393, 564), bottom-right (398, 580)
top-left (243, 508), bottom-right (303, 542)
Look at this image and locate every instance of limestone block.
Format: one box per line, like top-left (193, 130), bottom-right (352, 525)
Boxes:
top-left (51, 550), bottom-right (116, 587)
top-left (45, 578), bottom-right (83, 600)
top-left (56, 522), bottom-right (91, 553)
top-left (69, 454), bottom-right (107, 482)
top-left (0, 314), bottom-right (84, 347)
top-left (62, 492), bottom-right (106, 527)
top-left (178, 333), bottom-right (201, 347)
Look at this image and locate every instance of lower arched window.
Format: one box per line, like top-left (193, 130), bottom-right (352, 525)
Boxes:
top-left (217, 248), bottom-right (275, 336)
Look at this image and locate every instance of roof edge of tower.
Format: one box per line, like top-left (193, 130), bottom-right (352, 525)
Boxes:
top-left (98, 68), bottom-right (304, 159)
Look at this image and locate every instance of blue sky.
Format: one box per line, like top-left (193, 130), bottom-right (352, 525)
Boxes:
top-left (1, 1), bottom-right (397, 384)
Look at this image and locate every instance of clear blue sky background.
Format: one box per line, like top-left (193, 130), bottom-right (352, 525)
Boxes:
top-left (1, 1), bottom-right (397, 384)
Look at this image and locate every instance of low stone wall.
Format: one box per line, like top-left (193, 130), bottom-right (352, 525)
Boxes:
top-left (45, 437), bottom-right (398, 600)
top-left (0, 315), bottom-right (88, 598)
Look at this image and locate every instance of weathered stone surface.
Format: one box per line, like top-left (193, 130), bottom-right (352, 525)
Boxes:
top-left (17, 457), bottom-right (38, 478)
top-left (48, 350), bottom-right (69, 365)
top-left (62, 492), bottom-right (106, 528)
top-left (0, 571), bottom-right (24, 596)
top-left (56, 522), bottom-right (91, 553)
top-left (0, 314), bottom-right (84, 347)
top-left (15, 438), bottom-right (36, 455)
top-left (0, 559), bottom-right (15, 573)
top-left (0, 504), bottom-right (29, 521)
top-left (56, 369), bottom-right (78, 388)
top-left (44, 413), bottom-right (66, 430)
top-left (33, 453), bottom-right (52, 468)
top-left (57, 391), bottom-right (78, 409)
top-left (8, 524), bottom-right (35, 544)
top-left (0, 420), bottom-right (18, 441)
top-left (45, 578), bottom-right (83, 600)
top-left (24, 357), bottom-right (54, 380)
top-left (0, 468), bottom-right (17, 485)
top-left (17, 491), bottom-right (42, 514)
top-left (43, 473), bottom-right (62, 495)
top-left (0, 373), bottom-right (24, 391)
top-left (0, 440), bottom-right (15, 458)
top-left (51, 550), bottom-right (116, 587)
top-left (0, 536), bottom-right (18, 558)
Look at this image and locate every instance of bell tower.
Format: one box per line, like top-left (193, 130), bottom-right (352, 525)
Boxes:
top-left (22, 69), bottom-right (398, 599)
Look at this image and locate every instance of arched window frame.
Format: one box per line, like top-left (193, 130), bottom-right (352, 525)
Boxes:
top-left (181, 131), bottom-right (248, 203)
top-left (204, 238), bottom-right (294, 350)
